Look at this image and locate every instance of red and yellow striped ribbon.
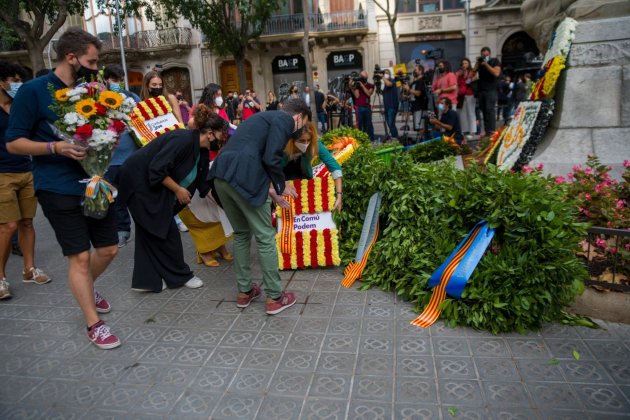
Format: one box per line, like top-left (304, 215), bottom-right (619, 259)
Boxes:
top-left (341, 221), bottom-right (379, 288)
top-left (410, 224), bottom-right (482, 328)
top-left (279, 196), bottom-right (295, 254)
top-left (84, 175), bottom-right (116, 202)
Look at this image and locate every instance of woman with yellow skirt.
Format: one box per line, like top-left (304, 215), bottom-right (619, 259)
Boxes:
top-left (178, 205), bottom-right (233, 267)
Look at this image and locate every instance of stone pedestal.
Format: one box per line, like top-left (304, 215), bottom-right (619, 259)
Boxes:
top-left (531, 16), bottom-right (630, 179)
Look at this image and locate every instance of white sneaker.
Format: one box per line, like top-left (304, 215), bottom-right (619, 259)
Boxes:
top-left (184, 276), bottom-right (203, 289)
top-left (0, 279), bottom-right (11, 300)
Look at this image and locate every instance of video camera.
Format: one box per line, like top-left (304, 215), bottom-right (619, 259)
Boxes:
top-left (477, 55), bottom-right (491, 64)
top-left (394, 70), bottom-right (410, 85)
top-left (340, 71), bottom-right (366, 92)
top-left (373, 64), bottom-right (384, 83)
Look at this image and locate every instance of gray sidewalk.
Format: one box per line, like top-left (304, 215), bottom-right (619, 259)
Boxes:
top-left (1, 214), bottom-right (630, 419)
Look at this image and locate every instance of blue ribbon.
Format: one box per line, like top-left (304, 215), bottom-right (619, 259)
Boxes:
top-left (428, 220), bottom-right (495, 299)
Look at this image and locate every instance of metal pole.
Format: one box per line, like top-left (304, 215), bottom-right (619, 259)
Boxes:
top-left (464, 0), bottom-right (470, 58)
top-left (115, 0), bottom-right (129, 90)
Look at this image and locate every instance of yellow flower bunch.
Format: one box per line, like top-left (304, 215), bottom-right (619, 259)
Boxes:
top-left (75, 98), bottom-right (97, 118)
top-left (98, 91), bottom-right (123, 109)
top-left (55, 88), bottom-right (71, 102)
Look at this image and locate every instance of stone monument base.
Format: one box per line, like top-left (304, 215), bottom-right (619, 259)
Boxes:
top-left (531, 16), bottom-right (630, 179)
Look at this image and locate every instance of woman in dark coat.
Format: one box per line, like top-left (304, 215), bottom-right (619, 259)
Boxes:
top-left (118, 105), bottom-right (227, 292)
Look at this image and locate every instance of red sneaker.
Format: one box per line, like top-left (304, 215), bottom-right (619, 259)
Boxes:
top-left (87, 320), bottom-right (121, 349)
top-left (265, 292), bottom-right (297, 315)
top-left (236, 284), bottom-right (261, 308)
top-left (94, 290), bottom-right (111, 314)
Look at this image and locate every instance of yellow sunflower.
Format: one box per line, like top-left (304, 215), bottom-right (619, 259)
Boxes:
top-left (54, 88), bottom-right (71, 102)
top-left (98, 90), bottom-right (123, 109)
top-left (75, 98), bottom-right (97, 118)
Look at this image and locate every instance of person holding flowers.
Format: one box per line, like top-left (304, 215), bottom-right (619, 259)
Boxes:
top-left (5, 28), bottom-right (122, 350)
top-left (117, 105), bottom-right (227, 292)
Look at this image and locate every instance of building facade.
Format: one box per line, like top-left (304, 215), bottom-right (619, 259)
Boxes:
top-left (0, 0), bottom-right (538, 103)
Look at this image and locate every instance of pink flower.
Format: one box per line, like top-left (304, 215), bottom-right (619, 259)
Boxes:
top-left (536, 164), bottom-right (544, 171)
top-left (585, 167), bottom-right (594, 175)
top-left (572, 165), bottom-right (582, 172)
top-left (625, 243), bottom-right (630, 251)
top-left (624, 160), bottom-right (630, 168)
top-left (609, 247), bottom-right (618, 255)
top-left (595, 184), bottom-right (603, 193)
top-left (595, 239), bottom-right (606, 248)
top-left (584, 193), bottom-right (591, 200)
top-left (566, 173), bottom-right (574, 181)
top-left (554, 176), bottom-right (565, 184)
top-left (616, 199), bottom-right (626, 210)
top-left (522, 165), bottom-right (533, 174)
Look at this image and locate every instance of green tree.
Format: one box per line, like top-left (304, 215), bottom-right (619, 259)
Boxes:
top-left (148, 0), bottom-right (277, 92)
top-left (0, 0), bottom-right (87, 72)
top-left (373, 0), bottom-right (400, 64)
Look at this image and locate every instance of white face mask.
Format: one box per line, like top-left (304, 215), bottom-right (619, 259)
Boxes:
top-left (215, 96), bottom-right (224, 107)
top-left (295, 142), bottom-right (309, 154)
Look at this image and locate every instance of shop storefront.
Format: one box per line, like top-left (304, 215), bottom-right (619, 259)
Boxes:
top-left (272, 55), bottom-right (306, 102)
top-left (326, 50), bottom-right (363, 98)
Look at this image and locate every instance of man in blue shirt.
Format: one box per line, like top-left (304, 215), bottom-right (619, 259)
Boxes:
top-left (6, 28), bottom-right (121, 350)
top-left (430, 97), bottom-right (464, 145)
top-left (0, 60), bottom-right (51, 301)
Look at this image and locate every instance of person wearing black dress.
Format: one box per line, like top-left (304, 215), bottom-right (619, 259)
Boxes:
top-left (118, 105), bottom-right (227, 292)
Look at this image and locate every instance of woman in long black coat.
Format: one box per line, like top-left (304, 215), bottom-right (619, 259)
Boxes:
top-left (118, 105), bottom-right (227, 292)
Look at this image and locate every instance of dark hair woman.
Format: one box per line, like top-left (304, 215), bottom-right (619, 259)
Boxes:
top-left (118, 105), bottom-right (227, 292)
top-left (140, 70), bottom-right (184, 124)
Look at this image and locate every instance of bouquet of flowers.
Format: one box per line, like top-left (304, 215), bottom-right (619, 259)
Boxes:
top-left (49, 74), bottom-right (135, 218)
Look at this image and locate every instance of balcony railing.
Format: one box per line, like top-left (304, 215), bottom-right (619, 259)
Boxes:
top-left (262, 10), bottom-right (367, 36)
top-left (100, 27), bottom-right (193, 52)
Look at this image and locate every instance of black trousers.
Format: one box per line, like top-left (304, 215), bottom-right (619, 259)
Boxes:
top-left (131, 211), bottom-right (193, 292)
top-left (477, 89), bottom-right (498, 134)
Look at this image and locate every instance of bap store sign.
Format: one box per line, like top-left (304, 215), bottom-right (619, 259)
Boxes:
top-left (276, 176), bottom-right (341, 270)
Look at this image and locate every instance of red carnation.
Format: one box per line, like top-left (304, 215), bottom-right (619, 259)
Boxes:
top-left (74, 124), bottom-right (93, 140)
top-left (109, 119), bottom-right (126, 134)
top-left (95, 103), bottom-right (107, 116)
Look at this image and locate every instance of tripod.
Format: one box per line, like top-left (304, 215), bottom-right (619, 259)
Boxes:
top-left (371, 87), bottom-right (390, 142)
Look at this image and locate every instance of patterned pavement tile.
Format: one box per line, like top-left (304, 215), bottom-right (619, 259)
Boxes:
top-left (316, 352), bottom-right (356, 374)
top-left (328, 318), bottom-right (362, 335)
top-left (516, 358), bottom-right (565, 382)
top-left (356, 354), bottom-right (394, 376)
top-left (526, 382), bottom-right (583, 410)
top-left (506, 338), bottom-right (552, 358)
top-left (257, 396), bottom-right (303, 420)
top-left (475, 357), bottom-right (520, 381)
top-left (227, 369), bottom-right (273, 394)
top-left (397, 336), bottom-right (432, 355)
top-left (191, 366), bottom-right (235, 393)
top-left (583, 340), bottom-right (630, 360)
top-left (437, 379), bottom-right (485, 407)
top-left (482, 381), bottom-right (533, 408)
top-left (206, 346), bottom-right (247, 369)
top-left (98, 385), bottom-right (149, 411)
top-left (469, 337), bottom-right (510, 357)
top-left (321, 334), bottom-right (358, 353)
top-left (138, 385), bottom-right (184, 414)
top-left (268, 371), bottom-right (313, 397)
top-left (435, 356), bottom-right (478, 380)
top-left (491, 408), bottom-right (539, 420)
top-left (395, 377), bottom-right (438, 403)
top-left (361, 318), bottom-right (395, 336)
top-left (241, 348), bottom-right (283, 370)
top-left (211, 394), bottom-right (263, 420)
top-left (561, 360), bottom-right (615, 384)
top-left (347, 400), bottom-right (392, 420)
top-left (394, 403), bottom-right (441, 420)
top-left (169, 390), bottom-right (220, 418)
top-left (351, 375), bottom-right (393, 402)
top-left (301, 397), bottom-right (348, 420)
top-left (544, 338), bottom-right (595, 360)
top-left (360, 335), bottom-right (394, 355)
top-left (601, 361), bottom-right (630, 385)
top-left (572, 384), bottom-right (630, 413)
top-left (309, 373), bottom-right (352, 399)
top-left (288, 332), bottom-right (325, 350)
top-left (397, 355), bottom-right (435, 378)
top-left (295, 317), bottom-right (330, 333)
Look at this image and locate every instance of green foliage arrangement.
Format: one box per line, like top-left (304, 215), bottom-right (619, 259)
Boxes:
top-left (335, 151), bottom-right (588, 333)
top-left (320, 127), bottom-right (371, 148)
top-left (408, 139), bottom-right (458, 163)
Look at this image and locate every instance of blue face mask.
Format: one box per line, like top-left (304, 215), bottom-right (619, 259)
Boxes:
top-left (109, 82), bottom-right (124, 93)
top-left (438, 103), bottom-right (445, 112)
top-left (6, 82), bottom-right (22, 98)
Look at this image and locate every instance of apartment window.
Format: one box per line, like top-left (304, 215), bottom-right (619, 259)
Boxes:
top-left (397, 0), bottom-right (417, 14)
top-left (442, 0), bottom-right (462, 10)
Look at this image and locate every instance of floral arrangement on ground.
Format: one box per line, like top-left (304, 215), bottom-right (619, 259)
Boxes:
top-left (335, 146), bottom-right (589, 333)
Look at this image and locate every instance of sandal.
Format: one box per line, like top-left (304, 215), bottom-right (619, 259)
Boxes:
top-left (215, 246), bottom-right (234, 261)
top-left (197, 252), bottom-right (219, 267)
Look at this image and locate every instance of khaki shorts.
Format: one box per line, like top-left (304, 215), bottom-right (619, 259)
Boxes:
top-left (0, 172), bottom-right (37, 223)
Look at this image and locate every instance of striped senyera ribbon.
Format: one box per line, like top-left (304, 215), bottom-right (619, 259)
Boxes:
top-left (410, 223), bottom-right (483, 328)
top-left (279, 196), bottom-right (294, 255)
top-left (341, 220), bottom-right (379, 288)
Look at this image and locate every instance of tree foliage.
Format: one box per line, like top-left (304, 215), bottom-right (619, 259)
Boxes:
top-left (373, 0), bottom-right (400, 64)
top-left (145, 0), bottom-right (277, 90)
top-left (0, 0), bottom-right (86, 71)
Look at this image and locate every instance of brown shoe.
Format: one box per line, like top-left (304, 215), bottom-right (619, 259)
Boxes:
top-left (23, 267), bottom-right (51, 285)
top-left (0, 279), bottom-right (11, 300)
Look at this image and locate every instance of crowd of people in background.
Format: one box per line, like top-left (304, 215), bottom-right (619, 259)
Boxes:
top-left (1, 26), bottom-right (533, 351)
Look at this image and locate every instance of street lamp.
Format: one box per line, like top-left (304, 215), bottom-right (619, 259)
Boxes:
top-left (462, 0), bottom-right (470, 58)
top-left (114, 0), bottom-right (129, 90)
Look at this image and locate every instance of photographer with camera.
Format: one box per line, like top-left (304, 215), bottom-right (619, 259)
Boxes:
top-left (238, 88), bottom-right (262, 122)
top-left (352, 70), bottom-right (375, 142)
top-left (381, 68), bottom-right (399, 140)
top-left (402, 64), bottom-right (429, 139)
top-left (473, 46), bottom-right (501, 136)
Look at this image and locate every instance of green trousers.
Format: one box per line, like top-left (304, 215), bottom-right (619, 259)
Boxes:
top-left (214, 179), bottom-right (281, 299)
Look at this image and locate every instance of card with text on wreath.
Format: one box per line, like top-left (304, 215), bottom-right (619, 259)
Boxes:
top-left (275, 176), bottom-right (341, 270)
top-left (129, 95), bottom-right (185, 147)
